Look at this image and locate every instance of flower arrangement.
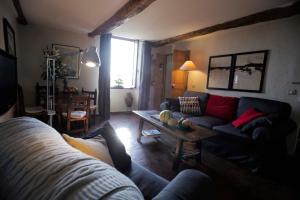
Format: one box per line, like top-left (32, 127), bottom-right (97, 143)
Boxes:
top-left (41, 46), bottom-right (72, 79)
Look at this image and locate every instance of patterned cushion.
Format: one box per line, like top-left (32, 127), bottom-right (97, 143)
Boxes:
top-left (178, 97), bottom-right (201, 116)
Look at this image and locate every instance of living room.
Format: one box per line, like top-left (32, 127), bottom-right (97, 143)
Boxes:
top-left (0, 0), bottom-right (299, 199)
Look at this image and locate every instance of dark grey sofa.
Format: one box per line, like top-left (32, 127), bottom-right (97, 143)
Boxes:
top-left (160, 91), bottom-right (297, 173)
top-left (86, 124), bottom-right (215, 200)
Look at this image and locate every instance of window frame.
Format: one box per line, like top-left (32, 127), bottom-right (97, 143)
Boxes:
top-left (110, 36), bottom-right (139, 89)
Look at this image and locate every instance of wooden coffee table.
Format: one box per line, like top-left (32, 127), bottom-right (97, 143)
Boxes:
top-left (133, 110), bottom-right (217, 169)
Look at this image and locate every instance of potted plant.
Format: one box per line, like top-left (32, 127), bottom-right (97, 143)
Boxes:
top-left (113, 78), bottom-right (124, 89)
top-left (41, 46), bottom-right (72, 89)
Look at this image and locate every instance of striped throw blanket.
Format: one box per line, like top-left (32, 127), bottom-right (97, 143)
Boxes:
top-left (0, 117), bottom-right (143, 200)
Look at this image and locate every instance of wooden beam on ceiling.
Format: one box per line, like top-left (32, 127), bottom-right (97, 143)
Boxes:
top-left (151, 1), bottom-right (300, 47)
top-left (12, 0), bottom-right (28, 25)
top-left (88, 0), bottom-right (156, 37)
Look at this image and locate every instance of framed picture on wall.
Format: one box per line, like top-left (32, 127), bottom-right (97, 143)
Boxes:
top-left (233, 51), bottom-right (268, 92)
top-left (207, 55), bottom-right (233, 90)
top-left (3, 18), bottom-right (16, 56)
top-left (206, 50), bottom-right (268, 93)
top-left (52, 44), bottom-right (81, 79)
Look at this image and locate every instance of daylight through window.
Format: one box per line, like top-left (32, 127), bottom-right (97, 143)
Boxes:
top-left (110, 37), bottom-right (138, 88)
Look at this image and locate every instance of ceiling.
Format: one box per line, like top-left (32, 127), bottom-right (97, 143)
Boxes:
top-left (19, 0), bottom-right (128, 33)
top-left (17, 0), bottom-right (293, 40)
top-left (112, 0), bottom-right (293, 40)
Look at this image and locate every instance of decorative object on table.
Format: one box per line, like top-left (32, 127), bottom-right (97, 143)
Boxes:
top-left (125, 92), bottom-right (133, 111)
top-left (112, 78), bottom-right (124, 89)
top-left (63, 86), bottom-right (79, 94)
top-left (159, 110), bottom-right (173, 123)
top-left (207, 50), bottom-right (268, 92)
top-left (52, 44), bottom-right (81, 79)
top-left (3, 18), bottom-right (16, 56)
top-left (177, 118), bottom-right (193, 131)
top-left (167, 118), bottom-right (178, 127)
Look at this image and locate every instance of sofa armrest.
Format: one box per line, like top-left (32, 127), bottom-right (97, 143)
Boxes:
top-left (153, 169), bottom-right (215, 200)
top-left (160, 101), bottom-right (169, 111)
top-left (251, 119), bottom-right (297, 141)
top-left (252, 126), bottom-right (272, 141)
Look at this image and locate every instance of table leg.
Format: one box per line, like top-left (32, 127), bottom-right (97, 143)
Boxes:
top-left (173, 138), bottom-right (184, 170)
top-left (137, 118), bottom-right (144, 143)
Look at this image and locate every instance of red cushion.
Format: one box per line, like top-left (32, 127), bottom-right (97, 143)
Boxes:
top-left (205, 94), bottom-right (239, 121)
top-left (232, 108), bottom-right (265, 128)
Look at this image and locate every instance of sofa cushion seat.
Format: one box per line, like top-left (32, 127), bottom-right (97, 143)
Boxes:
top-left (213, 124), bottom-right (251, 139)
top-left (187, 115), bottom-right (227, 129)
top-left (126, 162), bottom-right (169, 199)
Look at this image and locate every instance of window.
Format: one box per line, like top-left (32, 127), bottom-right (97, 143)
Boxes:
top-left (110, 37), bottom-right (138, 88)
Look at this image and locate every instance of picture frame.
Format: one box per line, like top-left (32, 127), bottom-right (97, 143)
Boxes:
top-left (207, 50), bottom-right (268, 93)
top-left (52, 44), bottom-right (81, 79)
top-left (207, 55), bottom-right (233, 90)
top-left (3, 18), bottom-right (16, 56)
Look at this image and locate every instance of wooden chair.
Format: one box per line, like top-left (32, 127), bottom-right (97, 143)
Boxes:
top-left (61, 95), bottom-right (90, 134)
top-left (82, 88), bottom-right (97, 123)
top-left (35, 82), bottom-right (59, 108)
top-left (17, 84), bottom-right (47, 121)
top-left (35, 82), bottom-right (47, 108)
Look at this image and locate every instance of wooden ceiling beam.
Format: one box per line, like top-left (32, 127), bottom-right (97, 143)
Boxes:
top-left (12, 0), bottom-right (28, 25)
top-left (88, 0), bottom-right (156, 37)
top-left (150, 1), bottom-right (300, 47)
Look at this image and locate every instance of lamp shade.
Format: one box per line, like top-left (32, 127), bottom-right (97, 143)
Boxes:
top-left (81, 46), bottom-right (101, 67)
top-left (180, 60), bottom-right (196, 71)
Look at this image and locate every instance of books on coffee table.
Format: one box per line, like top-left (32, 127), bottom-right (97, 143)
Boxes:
top-left (142, 129), bottom-right (161, 137)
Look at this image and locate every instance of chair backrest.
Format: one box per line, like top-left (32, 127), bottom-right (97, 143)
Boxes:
top-left (67, 95), bottom-right (90, 119)
top-left (36, 82), bottom-right (59, 108)
top-left (17, 84), bottom-right (25, 116)
top-left (82, 88), bottom-right (97, 106)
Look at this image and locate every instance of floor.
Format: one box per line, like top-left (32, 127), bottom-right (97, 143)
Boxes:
top-left (91, 113), bottom-right (298, 200)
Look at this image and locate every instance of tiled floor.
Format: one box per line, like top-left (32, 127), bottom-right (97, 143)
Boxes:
top-left (98, 112), bottom-right (298, 200)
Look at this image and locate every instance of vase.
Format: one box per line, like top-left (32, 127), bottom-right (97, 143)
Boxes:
top-left (125, 92), bottom-right (133, 109)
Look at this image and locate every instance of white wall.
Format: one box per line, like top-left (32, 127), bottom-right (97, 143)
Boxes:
top-left (18, 24), bottom-right (140, 112)
top-left (110, 89), bottom-right (139, 112)
top-left (153, 16), bottom-right (300, 153)
top-left (18, 25), bottom-right (99, 106)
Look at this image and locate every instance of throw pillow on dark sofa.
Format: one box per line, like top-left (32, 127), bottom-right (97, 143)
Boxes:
top-left (241, 113), bottom-right (279, 133)
top-left (232, 108), bottom-right (265, 128)
top-left (205, 94), bottom-right (239, 121)
top-left (178, 96), bottom-right (202, 116)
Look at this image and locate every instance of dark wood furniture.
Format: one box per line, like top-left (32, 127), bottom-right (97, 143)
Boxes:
top-left (18, 84), bottom-right (47, 121)
top-left (133, 110), bottom-right (216, 170)
top-left (61, 95), bottom-right (90, 134)
top-left (35, 82), bottom-right (59, 108)
top-left (82, 88), bottom-right (97, 123)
